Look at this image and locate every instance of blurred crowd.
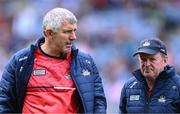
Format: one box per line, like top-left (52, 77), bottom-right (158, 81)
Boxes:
top-left (1, 0), bottom-right (180, 113)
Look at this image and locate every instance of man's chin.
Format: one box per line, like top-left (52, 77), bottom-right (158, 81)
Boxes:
top-left (143, 72), bottom-right (152, 77)
top-left (143, 73), bottom-right (156, 79)
top-left (64, 48), bottom-right (72, 53)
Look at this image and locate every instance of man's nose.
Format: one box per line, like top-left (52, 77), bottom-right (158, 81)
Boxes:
top-left (144, 59), bottom-right (151, 66)
top-left (70, 31), bottom-right (76, 40)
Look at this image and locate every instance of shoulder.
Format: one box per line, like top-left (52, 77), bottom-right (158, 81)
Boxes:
top-left (171, 74), bottom-right (180, 87)
top-left (11, 47), bottom-right (31, 62)
top-left (75, 50), bottom-right (95, 64)
top-left (121, 77), bottom-right (138, 98)
top-left (72, 50), bottom-right (99, 74)
top-left (170, 74), bottom-right (180, 99)
top-left (14, 47), bottom-right (30, 58)
top-left (8, 43), bottom-right (37, 65)
top-left (71, 44), bottom-right (92, 59)
top-left (77, 51), bottom-right (92, 59)
top-left (2, 47), bottom-right (32, 77)
top-left (12, 37), bottom-right (41, 62)
top-left (123, 77), bottom-right (138, 89)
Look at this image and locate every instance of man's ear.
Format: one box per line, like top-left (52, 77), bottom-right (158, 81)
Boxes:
top-left (164, 56), bottom-right (168, 64)
top-left (44, 29), bottom-right (54, 38)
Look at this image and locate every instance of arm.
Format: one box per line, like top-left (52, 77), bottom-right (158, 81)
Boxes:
top-left (92, 59), bottom-right (107, 113)
top-left (119, 85), bottom-right (127, 113)
top-left (173, 99), bottom-right (180, 112)
top-left (0, 56), bottom-right (17, 112)
top-left (172, 75), bottom-right (180, 112)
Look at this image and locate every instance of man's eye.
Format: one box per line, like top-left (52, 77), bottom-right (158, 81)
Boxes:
top-left (63, 30), bottom-right (71, 33)
top-left (63, 29), bottom-right (76, 34)
top-left (141, 58), bottom-right (146, 61)
top-left (150, 58), bottom-right (156, 61)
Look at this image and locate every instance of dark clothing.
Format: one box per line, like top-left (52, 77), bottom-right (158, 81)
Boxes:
top-left (0, 37), bottom-right (107, 113)
top-left (120, 65), bottom-right (180, 113)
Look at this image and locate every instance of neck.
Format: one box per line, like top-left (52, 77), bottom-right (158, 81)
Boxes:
top-left (145, 77), bottom-right (156, 90)
top-left (40, 43), bottom-right (66, 58)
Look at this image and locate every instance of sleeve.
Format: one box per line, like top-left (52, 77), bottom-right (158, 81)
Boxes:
top-left (173, 99), bottom-right (180, 112)
top-left (91, 57), bottom-right (107, 113)
top-left (119, 84), bottom-right (127, 113)
top-left (173, 75), bottom-right (180, 112)
top-left (0, 56), bottom-right (17, 113)
top-left (171, 74), bottom-right (180, 112)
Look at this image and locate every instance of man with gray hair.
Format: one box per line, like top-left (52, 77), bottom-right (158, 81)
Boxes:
top-left (0, 8), bottom-right (107, 113)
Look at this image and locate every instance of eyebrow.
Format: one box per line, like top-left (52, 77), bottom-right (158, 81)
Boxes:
top-left (62, 28), bottom-right (77, 31)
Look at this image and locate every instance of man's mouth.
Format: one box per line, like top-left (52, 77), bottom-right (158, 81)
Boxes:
top-left (66, 43), bottom-right (72, 48)
top-left (144, 67), bottom-right (151, 73)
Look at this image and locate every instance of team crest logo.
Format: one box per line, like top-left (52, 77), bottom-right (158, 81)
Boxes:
top-left (158, 95), bottom-right (166, 103)
top-left (85, 60), bottom-right (91, 64)
top-left (82, 69), bottom-right (90, 76)
top-left (143, 40), bottom-right (151, 46)
top-left (65, 74), bottom-right (72, 79)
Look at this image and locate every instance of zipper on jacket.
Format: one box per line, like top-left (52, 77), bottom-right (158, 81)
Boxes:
top-left (145, 77), bottom-right (161, 113)
top-left (145, 95), bottom-right (150, 113)
top-left (144, 84), bottom-right (150, 113)
top-left (70, 66), bottom-right (86, 112)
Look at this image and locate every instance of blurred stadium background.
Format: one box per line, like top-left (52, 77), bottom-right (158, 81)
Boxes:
top-left (1, 0), bottom-right (180, 113)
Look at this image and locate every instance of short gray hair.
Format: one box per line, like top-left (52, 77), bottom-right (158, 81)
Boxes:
top-left (42, 8), bottom-right (77, 32)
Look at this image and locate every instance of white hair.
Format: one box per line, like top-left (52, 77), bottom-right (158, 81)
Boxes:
top-left (42, 8), bottom-right (77, 32)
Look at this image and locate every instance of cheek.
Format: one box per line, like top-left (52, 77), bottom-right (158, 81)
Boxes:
top-left (140, 63), bottom-right (146, 69)
top-left (151, 64), bottom-right (162, 73)
top-left (157, 63), bottom-right (165, 71)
